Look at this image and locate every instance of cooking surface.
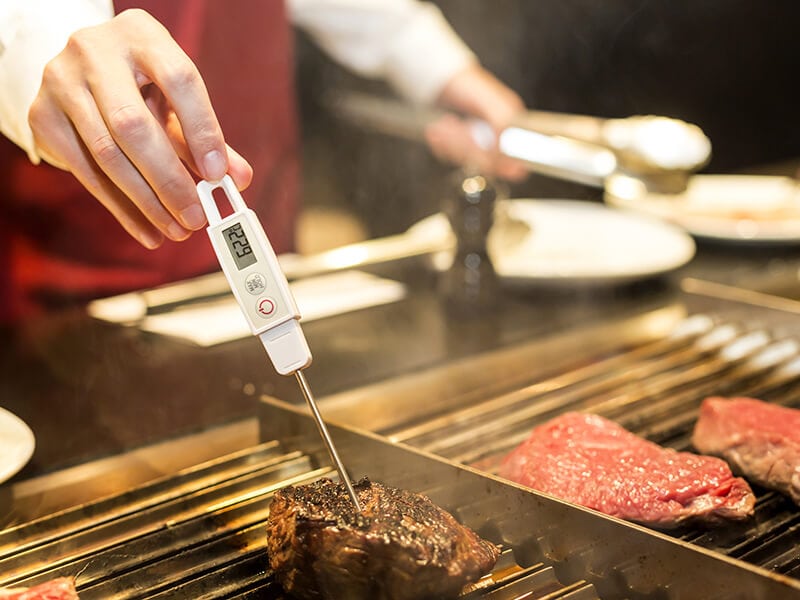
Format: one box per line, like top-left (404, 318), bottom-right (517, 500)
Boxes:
top-left (0, 427), bottom-right (610, 599)
top-left (3, 401), bottom-right (798, 599)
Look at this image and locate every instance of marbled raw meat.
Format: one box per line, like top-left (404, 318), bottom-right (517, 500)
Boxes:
top-left (0, 578), bottom-right (78, 599)
top-left (693, 396), bottom-right (800, 504)
top-left (498, 412), bottom-right (755, 527)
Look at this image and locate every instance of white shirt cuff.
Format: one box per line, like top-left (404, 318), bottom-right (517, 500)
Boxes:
top-left (0, 0), bottom-right (111, 162)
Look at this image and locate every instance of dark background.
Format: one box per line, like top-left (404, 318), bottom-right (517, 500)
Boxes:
top-left (293, 0), bottom-right (800, 237)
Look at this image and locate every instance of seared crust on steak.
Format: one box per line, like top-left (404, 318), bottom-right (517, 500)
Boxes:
top-left (266, 478), bottom-right (499, 599)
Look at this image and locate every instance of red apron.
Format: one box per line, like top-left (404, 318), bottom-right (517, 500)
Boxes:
top-left (0, 0), bottom-right (299, 322)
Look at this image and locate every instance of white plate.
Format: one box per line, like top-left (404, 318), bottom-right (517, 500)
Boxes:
top-left (0, 407), bottom-right (35, 484)
top-left (605, 174), bottom-right (800, 243)
top-left (407, 199), bottom-right (696, 286)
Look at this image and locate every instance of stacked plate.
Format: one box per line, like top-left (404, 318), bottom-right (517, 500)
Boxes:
top-left (606, 174), bottom-right (800, 243)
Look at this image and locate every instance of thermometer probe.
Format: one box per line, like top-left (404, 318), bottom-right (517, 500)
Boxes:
top-left (197, 176), bottom-right (361, 511)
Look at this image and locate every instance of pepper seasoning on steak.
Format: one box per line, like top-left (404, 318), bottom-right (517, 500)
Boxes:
top-left (266, 477), bottom-right (499, 600)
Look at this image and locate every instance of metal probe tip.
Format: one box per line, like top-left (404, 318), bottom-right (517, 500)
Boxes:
top-left (294, 370), bottom-right (362, 512)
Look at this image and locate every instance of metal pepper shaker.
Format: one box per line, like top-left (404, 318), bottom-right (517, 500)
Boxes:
top-left (438, 171), bottom-right (500, 312)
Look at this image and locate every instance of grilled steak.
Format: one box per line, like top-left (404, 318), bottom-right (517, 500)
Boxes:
top-left (0, 578), bottom-right (79, 599)
top-left (266, 477), bottom-right (499, 600)
top-left (498, 412), bottom-right (755, 528)
top-left (693, 396), bottom-right (800, 504)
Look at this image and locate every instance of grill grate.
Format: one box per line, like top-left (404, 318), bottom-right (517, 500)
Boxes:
top-left (0, 440), bottom-right (598, 599)
top-left (5, 313), bottom-right (800, 598)
top-left (379, 314), bottom-right (800, 581)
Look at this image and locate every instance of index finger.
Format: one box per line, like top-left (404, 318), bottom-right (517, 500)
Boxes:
top-left (132, 31), bottom-right (228, 181)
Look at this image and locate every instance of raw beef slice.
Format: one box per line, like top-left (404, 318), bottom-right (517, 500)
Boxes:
top-left (693, 396), bottom-right (800, 504)
top-left (0, 578), bottom-right (79, 599)
top-left (498, 412), bottom-right (755, 527)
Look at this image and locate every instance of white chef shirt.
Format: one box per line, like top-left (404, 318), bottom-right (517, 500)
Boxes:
top-left (0, 0), bottom-right (476, 163)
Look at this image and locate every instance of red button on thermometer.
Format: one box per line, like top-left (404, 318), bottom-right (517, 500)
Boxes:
top-left (197, 176), bottom-right (361, 511)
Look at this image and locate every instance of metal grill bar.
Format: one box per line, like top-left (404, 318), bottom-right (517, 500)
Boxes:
top-left (48, 469), bottom-right (326, 598)
top-left (383, 315), bottom-right (720, 445)
top-left (0, 441), bottom-right (289, 559)
top-left (1, 454), bottom-right (319, 586)
top-left (144, 553), bottom-right (276, 600)
top-left (406, 323), bottom-right (795, 466)
top-left (88, 524), bottom-right (265, 599)
top-left (390, 320), bottom-right (747, 457)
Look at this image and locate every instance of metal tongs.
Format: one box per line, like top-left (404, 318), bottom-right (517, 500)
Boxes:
top-left (327, 91), bottom-right (712, 194)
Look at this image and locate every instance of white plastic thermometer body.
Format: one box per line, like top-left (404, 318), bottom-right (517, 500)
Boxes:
top-left (196, 176), bottom-right (361, 511)
top-left (197, 176), bottom-right (311, 375)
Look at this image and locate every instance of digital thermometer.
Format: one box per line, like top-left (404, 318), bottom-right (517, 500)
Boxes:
top-left (197, 175), bottom-right (310, 375)
top-left (197, 176), bottom-right (361, 510)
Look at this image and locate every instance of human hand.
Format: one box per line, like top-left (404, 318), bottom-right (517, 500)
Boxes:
top-left (27, 8), bottom-right (253, 249)
top-left (425, 64), bottom-right (528, 182)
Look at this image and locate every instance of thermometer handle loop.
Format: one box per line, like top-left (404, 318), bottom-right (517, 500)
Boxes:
top-left (197, 177), bottom-right (248, 226)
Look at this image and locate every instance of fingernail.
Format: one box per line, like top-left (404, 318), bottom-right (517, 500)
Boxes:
top-left (180, 204), bottom-right (206, 229)
top-left (202, 149), bottom-right (226, 181)
top-left (168, 221), bottom-right (190, 240)
top-left (139, 230), bottom-right (163, 249)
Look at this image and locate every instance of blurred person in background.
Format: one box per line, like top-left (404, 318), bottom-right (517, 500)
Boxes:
top-left (0, 0), bottom-right (525, 324)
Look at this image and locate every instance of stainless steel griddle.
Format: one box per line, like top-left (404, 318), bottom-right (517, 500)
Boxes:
top-left (1, 395), bottom-right (798, 599)
top-left (315, 311), bottom-right (800, 593)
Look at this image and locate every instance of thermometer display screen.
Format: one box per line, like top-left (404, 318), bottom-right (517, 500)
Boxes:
top-left (222, 222), bottom-right (257, 270)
